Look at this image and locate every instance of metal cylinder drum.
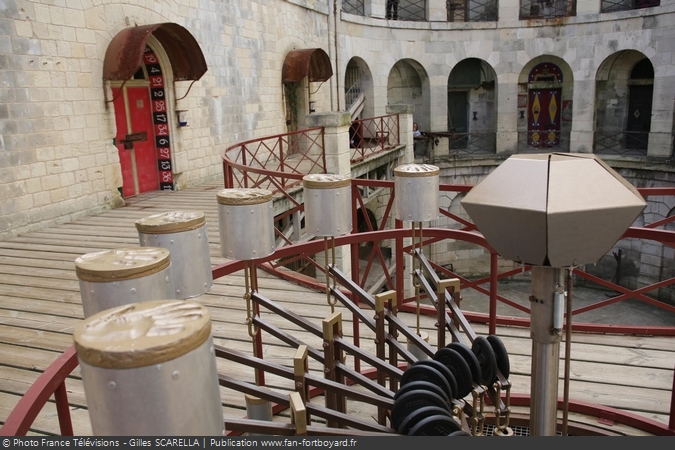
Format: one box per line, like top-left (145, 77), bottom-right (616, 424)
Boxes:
top-left (135, 211), bottom-right (213, 300)
top-left (394, 164), bottom-right (440, 222)
top-left (75, 247), bottom-right (174, 318)
top-left (217, 188), bottom-right (276, 260)
top-left (245, 394), bottom-right (273, 436)
top-left (406, 332), bottom-right (430, 361)
top-left (302, 174), bottom-right (352, 237)
top-left (73, 300), bottom-right (225, 436)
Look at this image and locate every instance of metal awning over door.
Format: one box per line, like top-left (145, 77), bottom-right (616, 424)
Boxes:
top-left (282, 48), bottom-right (333, 83)
top-left (103, 23), bottom-right (207, 81)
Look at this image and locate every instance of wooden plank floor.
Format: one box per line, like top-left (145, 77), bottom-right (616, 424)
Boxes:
top-left (0, 179), bottom-right (673, 436)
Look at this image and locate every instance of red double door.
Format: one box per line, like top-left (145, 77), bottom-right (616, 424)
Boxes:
top-left (112, 85), bottom-right (160, 198)
top-left (528, 88), bottom-right (561, 148)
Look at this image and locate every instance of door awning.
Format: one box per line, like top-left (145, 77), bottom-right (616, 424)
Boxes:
top-left (282, 48), bottom-right (333, 83)
top-left (103, 23), bottom-right (207, 81)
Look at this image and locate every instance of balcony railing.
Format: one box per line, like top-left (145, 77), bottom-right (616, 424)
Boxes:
top-left (447, 0), bottom-right (498, 22)
top-left (520, 0), bottom-right (576, 18)
top-left (392, 0), bottom-right (427, 21)
top-left (518, 130), bottom-right (570, 152)
top-left (594, 130), bottom-right (649, 156)
top-left (222, 127), bottom-right (326, 192)
top-left (350, 114), bottom-right (401, 163)
top-left (342, 0), bottom-right (364, 16)
top-left (601, 0), bottom-right (659, 13)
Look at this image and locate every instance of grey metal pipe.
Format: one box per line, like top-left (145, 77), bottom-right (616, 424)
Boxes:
top-left (529, 266), bottom-right (563, 436)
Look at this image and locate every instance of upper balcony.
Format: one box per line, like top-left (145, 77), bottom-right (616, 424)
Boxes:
top-left (341, 0), bottom-right (662, 23)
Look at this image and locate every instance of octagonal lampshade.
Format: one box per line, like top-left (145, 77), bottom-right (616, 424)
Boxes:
top-left (461, 153), bottom-right (646, 267)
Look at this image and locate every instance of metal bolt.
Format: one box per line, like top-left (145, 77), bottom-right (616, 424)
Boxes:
top-left (170, 240), bottom-right (174, 245)
top-left (108, 381), bottom-right (117, 390)
top-left (172, 371), bottom-right (180, 380)
top-left (130, 288), bottom-right (136, 294)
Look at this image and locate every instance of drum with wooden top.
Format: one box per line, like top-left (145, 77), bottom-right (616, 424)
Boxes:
top-left (135, 211), bottom-right (213, 299)
top-left (73, 300), bottom-right (225, 436)
top-left (394, 164), bottom-right (440, 222)
top-left (75, 247), bottom-right (174, 318)
top-left (217, 188), bottom-right (275, 260)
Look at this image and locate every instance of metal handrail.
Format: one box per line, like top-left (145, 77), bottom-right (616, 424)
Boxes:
top-left (601, 0), bottom-right (659, 13)
top-left (222, 127), bottom-right (326, 191)
top-left (350, 114), bottom-right (401, 163)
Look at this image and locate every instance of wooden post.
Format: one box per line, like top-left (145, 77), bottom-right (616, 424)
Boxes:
top-left (322, 312), bottom-right (345, 426)
top-left (375, 290), bottom-right (395, 426)
top-left (290, 392), bottom-right (307, 436)
top-left (440, 278), bottom-right (461, 343)
top-left (293, 345), bottom-right (311, 425)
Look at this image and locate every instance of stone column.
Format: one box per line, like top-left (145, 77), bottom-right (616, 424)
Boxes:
top-left (428, 0), bottom-right (447, 21)
top-left (647, 73), bottom-right (675, 158)
top-left (371, 0), bottom-right (386, 19)
top-left (304, 112), bottom-right (353, 280)
top-left (570, 78), bottom-right (596, 153)
top-left (496, 77), bottom-right (519, 154)
top-left (499, 0), bottom-right (522, 22)
top-left (386, 104), bottom-right (415, 164)
top-left (577, 0), bottom-right (602, 15)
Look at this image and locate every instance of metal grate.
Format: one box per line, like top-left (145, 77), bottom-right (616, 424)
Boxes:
top-left (520, 0), bottom-right (576, 18)
top-left (594, 130), bottom-right (649, 156)
top-left (447, 0), bottom-right (498, 22)
top-left (518, 130), bottom-right (570, 152)
top-left (388, 0), bottom-right (427, 21)
top-left (483, 424), bottom-right (565, 436)
top-left (448, 132), bottom-right (496, 155)
top-left (350, 114), bottom-right (401, 163)
top-left (601, 0), bottom-right (659, 13)
top-left (342, 0), bottom-right (365, 16)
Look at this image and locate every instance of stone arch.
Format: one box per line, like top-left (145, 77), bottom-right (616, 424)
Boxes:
top-left (447, 58), bottom-right (497, 153)
top-left (344, 57), bottom-right (375, 120)
top-left (594, 50), bottom-right (654, 155)
top-left (387, 59), bottom-right (430, 132)
top-left (518, 55), bottom-right (574, 151)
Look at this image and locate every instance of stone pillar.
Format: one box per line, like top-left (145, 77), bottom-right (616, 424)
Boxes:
top-left (386, 104), bottom-right (415, 164)
top-left (496, 77), bottom-right (519, 154)
top-left (304, 112), bottom-right (353, 280)
top-left (647, 73), bottom-right (675, 158)
top-left (577, 0), bottom-right (602, 15)
top-left (306, 112), bottom-right (352, 176)
top-left (570, 79), bottom-right (596, 153)
top-left (371, 0), bottom-right (386, 19)
top-left (428, 0), bottom-right (447, 21)
top-left (499, 0), bottom-right (522, 22)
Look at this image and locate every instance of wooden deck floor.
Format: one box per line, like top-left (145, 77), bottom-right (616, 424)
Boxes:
top-left (0, 180), bottom-right (673, 436)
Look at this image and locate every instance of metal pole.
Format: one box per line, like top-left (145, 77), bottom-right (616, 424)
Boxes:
top-left (529, 266), bottom-right (563, 436)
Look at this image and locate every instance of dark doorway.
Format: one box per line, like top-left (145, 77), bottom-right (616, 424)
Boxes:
top-left (448, 90), bottom-right (468, 149)
top-left (626, 85), bottom-right (652, 149)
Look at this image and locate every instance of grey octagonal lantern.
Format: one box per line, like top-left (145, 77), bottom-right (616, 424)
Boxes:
top-left (461, 152), bottom-right (646, 436)
top-left (461, 153), bottom-right (646, 268)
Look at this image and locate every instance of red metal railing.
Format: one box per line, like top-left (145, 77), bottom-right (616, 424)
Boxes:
top-left (2, 233), bottom-right (674, 436)
top-left (5, 133), bottom-right (675, 436)
top-left (350, 114), bottom-right (400, 163)
top-left (222, 127), bottom-right (326, 191)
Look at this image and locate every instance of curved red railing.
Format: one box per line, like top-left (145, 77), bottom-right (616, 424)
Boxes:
top-left (2, 231), bottom-right (674, 436)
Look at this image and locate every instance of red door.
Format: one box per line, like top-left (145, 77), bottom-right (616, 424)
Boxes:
top-left (528, 89), bottom-right (561, 148)
top-left (112, 85), bottom-right (159, 197)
